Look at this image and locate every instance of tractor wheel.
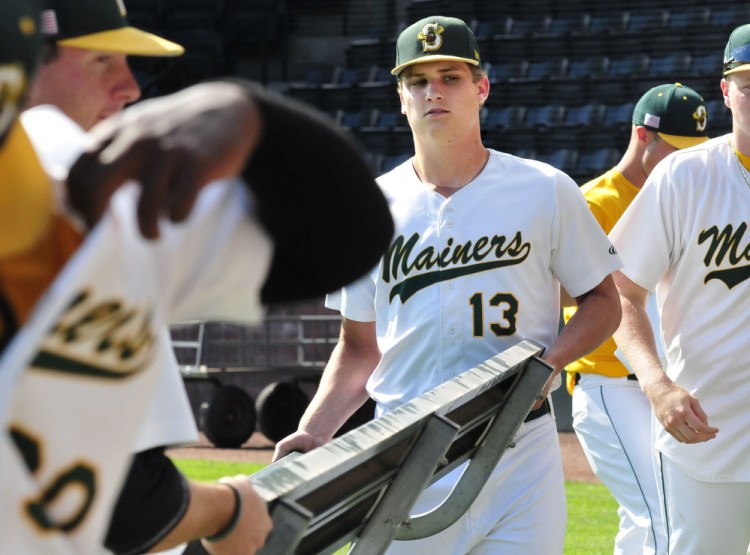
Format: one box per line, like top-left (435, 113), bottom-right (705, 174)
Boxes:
top-left (199, 385), bottom-right (256, 448)
top-left (255, 381), bottom-right (309, 443)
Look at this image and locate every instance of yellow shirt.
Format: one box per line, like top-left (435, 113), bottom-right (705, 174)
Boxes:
top-left (563, 168), bottom-right (639, 393)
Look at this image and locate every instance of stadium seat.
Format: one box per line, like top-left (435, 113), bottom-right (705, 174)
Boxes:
top-left (505, 14), bottom-right (551, 37)
top-left (608, 53), bottom-right (650, 78)
top-left (667, 6), bottom-right (710, 30)
top-left (576, 148), bottom-right (619, 181)
top-left (538, 148), bottom-right (578, 174)
top-left (601, 101), bottom-right (635, 128)
top-left (563, 103), bottom-right (605, 128)
top-left (523, 104), bottom-right (566, 128)
top-left (625, 9), bottom-right (669, 33)
top-left (483, 105), bottom-right (526, 130)
top-left (524, 58), bottom-right (569, 80)
top-left (585, 11), bottom-right (628, 34)
top-left (567, 56), bottom-right (609, 79)
top-left (545, 13), bottom-right (587, 36)
top-left (647, 52), bottom-right (691, 77)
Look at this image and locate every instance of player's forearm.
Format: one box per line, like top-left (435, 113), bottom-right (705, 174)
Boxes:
top-left (545, 274), bottom-right (621, 372)
top-left (298, 340), bottom-right (377, 441)
top-left (148, 477), bottom-right (271, 555)
top-left (612, 279), bottom-right (670, 397)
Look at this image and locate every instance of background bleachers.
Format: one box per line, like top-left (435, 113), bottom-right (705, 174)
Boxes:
top-left (130, 0), bottom-right (740, 183)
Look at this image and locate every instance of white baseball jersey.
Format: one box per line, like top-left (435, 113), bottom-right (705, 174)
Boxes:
top-left (0, 125), bottom-right (272, 553)
top-left (21, 106), bottom-right (198, 451)
top-left (610, 135), bottom-right (750, 482)
top-left (328, 150), bottom-right (622, 412)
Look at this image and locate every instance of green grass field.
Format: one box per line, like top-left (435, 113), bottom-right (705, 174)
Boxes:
top-left (174, 458), bottom-right (618, 554)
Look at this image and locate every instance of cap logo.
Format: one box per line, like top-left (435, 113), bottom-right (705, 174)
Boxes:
top-left (417, 22), bottom-right (445, 52)
top-left (18, 15), bottom-right (36, 36)
top-left (644, 113), bottom-right (661, 128)
top-left (693, 105), bottom-right (708, 132)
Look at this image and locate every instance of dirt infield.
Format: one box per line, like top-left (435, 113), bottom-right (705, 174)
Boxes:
top-left (168, 431), bottom-right (598, 483)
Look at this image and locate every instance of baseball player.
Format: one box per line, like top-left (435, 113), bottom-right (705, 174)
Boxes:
top-left (19, 3), bottom-right (190, 550)
top-left (1, 61), bottom-right (393, 555)
top-left (26, 0), bottom-right (184, 132)
top-left (275, 16), bottom-right (622, 554)
top-left (610, 23), bottom-right (750, 554)
top-left (563, 83), bottom-right (709, 555)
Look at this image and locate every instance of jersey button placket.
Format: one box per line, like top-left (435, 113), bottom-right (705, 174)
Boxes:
top-left (438, 201), bottom-right (461, 380)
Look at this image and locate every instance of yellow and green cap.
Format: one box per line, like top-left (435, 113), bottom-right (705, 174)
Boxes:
top-left (392, 15), bottom-right (480, 76)
top-left (723, 24), bottom-right (750, 76)
top-left (632, 83), bottom-right (709, 150)
top-left (41, 0), bottom-right (184, 57)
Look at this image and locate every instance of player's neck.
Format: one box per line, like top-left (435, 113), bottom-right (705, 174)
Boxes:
top-left (412, 140), bottom-right (489, 196)
top-left (615, 148), bottom-right (648, 189)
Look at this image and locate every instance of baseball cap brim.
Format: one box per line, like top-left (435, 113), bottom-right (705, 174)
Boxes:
top-left (658, 132), bottom-right (709, 150)
top-left (391, 54), bottom-right (479, 76)
top-left (0, 121), bottom-right (53, 257)
top-left (58, 27), bottom-right (184, 56)
top-left (724, 63), bottom-right (750, 76)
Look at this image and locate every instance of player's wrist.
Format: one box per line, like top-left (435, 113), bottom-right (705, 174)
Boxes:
top-left (203, 481), bottom-right (243, 543)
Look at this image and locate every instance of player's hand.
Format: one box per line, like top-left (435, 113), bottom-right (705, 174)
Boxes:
top-left (66, 81), bottom-right (262, 239)
top-left (201, 475), bottom-right (272, 555)
top-left (644, 378), bottom-right (719, 444)
top-left (532, 362), bottom-right (561, 409)
top-left (273, 431), bottom-right (325, 462)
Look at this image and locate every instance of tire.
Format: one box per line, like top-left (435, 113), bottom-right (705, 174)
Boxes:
top-left (199, 385), bottom-right (256, 448)
top-left (335, 397), bottom-right (376, 437)
top-left (255, 381), bottom-right (309, 442)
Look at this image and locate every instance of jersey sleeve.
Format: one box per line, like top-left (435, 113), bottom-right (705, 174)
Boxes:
top-left (551, 173), bottom-right (623, 297)
top-left (325, 270), bottom-right (377, 323)
top-left (609, 166), bottom-right (675, 291)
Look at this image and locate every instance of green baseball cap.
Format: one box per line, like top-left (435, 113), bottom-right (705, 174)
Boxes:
top-left (632, 83), bottom-right (709, 150)
top-left (41, 0), bottom-right (184, 56)
top-left (723, 24), bottom-right (750, 76)
top-left (391, 15), bottom-right (480, 76)
top-left (0, 0), bottom-right (42, 142)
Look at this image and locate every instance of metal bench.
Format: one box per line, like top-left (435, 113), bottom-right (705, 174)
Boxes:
top-left (182, 338), bottom-right (552, 555)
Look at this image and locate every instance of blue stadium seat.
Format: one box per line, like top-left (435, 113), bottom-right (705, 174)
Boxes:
top-left (601, 102), bottom-right (635, 128)
top-left (586, 11), bottom-right (627, 34)
top-left (647, 52), bottom-right (691, 77)
top-left (525, 58), bottom-right (568, 80)
top-left (577, 148), bottom-right (619, 178)
top-left (563, 103), bottom-right (604, 128)
top-left (625, 9), bottom-right (669, 33)
top-left (667, 6), bottom-right (710, 30)
top-left (483, 106), bottom-right (526, 130)
top-left (538, 148), bottom-right (578, 173)
top-left (608, 54), bottom-right (650, 77)
top-left (567, 56), bottom-right (609, 79)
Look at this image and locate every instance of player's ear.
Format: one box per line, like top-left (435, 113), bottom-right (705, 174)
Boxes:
top-left (477, 75), bottom-right (490, 105)
top-left (721, 78), bottom-right (731, 109)
top-left (635, 125), bottom-right (650, 144)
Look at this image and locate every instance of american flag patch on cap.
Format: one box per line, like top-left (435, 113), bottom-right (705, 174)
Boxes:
top-left (40, 9), bottom-right (58, 35)
top-left (644, 113), bottom-right (660, 128)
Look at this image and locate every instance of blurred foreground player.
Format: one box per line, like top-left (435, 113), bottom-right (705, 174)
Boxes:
top-left (0, 10), bottom-right (394, 554)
